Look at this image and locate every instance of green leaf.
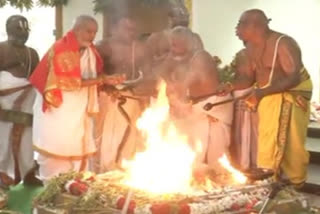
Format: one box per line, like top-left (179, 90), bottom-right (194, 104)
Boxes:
top-left (0, 0), bottom-right (67, 9)
top-left (0, 0), bottom-right (7, 7)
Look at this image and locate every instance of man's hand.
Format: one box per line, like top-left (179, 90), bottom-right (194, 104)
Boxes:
top-left (245, 88), bottom-right (263, 110)
top-left (101, 74), bottom-right (126, 86)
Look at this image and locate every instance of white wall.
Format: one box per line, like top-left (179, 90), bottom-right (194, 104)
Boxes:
top-left (0, 5), bottom-right (55, 57)
top-left (62, 0), bottom-right (103, 41)
top-left (193, 0), bottom-right (320, 102)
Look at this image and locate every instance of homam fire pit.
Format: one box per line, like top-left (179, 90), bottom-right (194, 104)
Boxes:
top-left (33, 82), bottom-right (309, 214)
top-left (33, 170), bottom-right (308, 214)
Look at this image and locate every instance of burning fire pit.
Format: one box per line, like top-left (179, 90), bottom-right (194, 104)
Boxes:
top-left (33, 170), bottom-right (308, 214)
top-left (33, 83), bottom-right (309, 214)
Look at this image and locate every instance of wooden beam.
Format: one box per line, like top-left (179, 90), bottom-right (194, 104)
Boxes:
top-left (55, 4), bottom-right (63, 40)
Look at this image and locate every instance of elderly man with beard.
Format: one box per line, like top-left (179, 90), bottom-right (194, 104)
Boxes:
top-left (29, 15), bottom-right (124, 182)
top-left (236, 9), bottom-right (312, 187)
top-left (159, 26), bottom-right (233, 169)
top-left (0, 15), bottom-right (40, 188)
top-left (146, 4), bottom-right (203, 67)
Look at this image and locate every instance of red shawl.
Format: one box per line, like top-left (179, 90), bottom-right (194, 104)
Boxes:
top-left (29, 31), bottom-right (103, 111)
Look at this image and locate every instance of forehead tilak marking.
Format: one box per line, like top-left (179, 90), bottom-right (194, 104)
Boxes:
top-left (19, 20), bottom-right (24, 28)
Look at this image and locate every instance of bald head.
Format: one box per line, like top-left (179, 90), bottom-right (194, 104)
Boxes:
top-left (72, 15), bottom-right (98, 48)
top-left (236, 9), bottom-right (271, 42)
top-left (6, 15), bottom-right (29, 46)
top-left (242, 9), bottom-right (271, 27)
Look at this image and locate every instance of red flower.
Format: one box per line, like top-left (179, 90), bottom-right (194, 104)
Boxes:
top-left (245, 202), bottom-right (254, 210)
top-left (178, 203), bottom-right (190, 214)
top-left (231, 203), bottom-right (241, 211)
top-left (116, 196), bottom-right (136, 214)
top-left (69, 181), bottom-right (88, 196)
top-left (151, 203), bottom-right (171, 214)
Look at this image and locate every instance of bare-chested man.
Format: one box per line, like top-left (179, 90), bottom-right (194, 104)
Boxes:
top-left (95, 16), bottom-right (154, 172)
top-left (159, 26), bottom-right (233, 168)
top-left (146, 4), bottom-right (203, 67)
top-left (0, 15), bottom-right (39, 187)
top-left (236, 9), bottom-right (312, 186)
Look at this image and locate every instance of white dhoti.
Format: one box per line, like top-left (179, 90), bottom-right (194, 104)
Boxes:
top-left (33, 89), bottom-right (96, 180)
top-left (233, 88), bottom-right (258, 170)
top-left (0, 71), bottom-right (35, 179)
top-left (33, 48), bottom-right (98, 181)
top-left (192, 94), bottom-right (233, 167)
top-left (95, 91), bottom-right (143, 172)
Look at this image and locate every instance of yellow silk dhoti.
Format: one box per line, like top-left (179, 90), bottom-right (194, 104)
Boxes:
top-left (257, 77), bottom-right (312, 185)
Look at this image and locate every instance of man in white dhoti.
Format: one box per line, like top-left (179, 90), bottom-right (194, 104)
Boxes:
top-left (29, 15), bottom-right (124, 181)
top-left (218, 48), bottom-right (258, 170)
top-left (0, 15), bottom-right (40, 187)
top-left (159, 26), bottom-right (233, 168)
top-left (95, 16), bottom-right (155, 172)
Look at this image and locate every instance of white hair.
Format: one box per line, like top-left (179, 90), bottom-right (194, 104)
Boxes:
top-left (72, 15), bottom-right (97, 30)
top-left (170, 26), bottom-right (193, 40)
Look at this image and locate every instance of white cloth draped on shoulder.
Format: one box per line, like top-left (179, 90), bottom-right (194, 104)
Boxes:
top-left (33, 48), bottom-right (98, 159)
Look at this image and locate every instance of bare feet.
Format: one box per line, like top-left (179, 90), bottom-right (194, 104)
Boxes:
top-left (23, 164), bottom-right (43, 186)
top-left (0, 172), bottom-right (15, 189)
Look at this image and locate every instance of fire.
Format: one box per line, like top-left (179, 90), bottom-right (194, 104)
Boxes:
top-left (121, 82), bottom-right (196, 194)
top-left (218, 154), bottom-right (247, 184)
top-left (121, 82), bottom-right (247, 194)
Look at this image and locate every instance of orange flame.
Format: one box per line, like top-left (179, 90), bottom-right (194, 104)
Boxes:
top-left (218, 154), bottom-right (247, 184)
top-left (121, 82), bottom-right (196, 194)
top-left (121, 82), bottom-right (247, 194)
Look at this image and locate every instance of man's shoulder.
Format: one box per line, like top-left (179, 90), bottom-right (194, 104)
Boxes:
top-left (26, 46), bottom-right (39, 55)
top-left (148, 31), bottom-right (167, 41)
top-left (270, 31), bottom-right (297, 45)
top-left (192, 49), bottom-right (212, 62)
top-left (95, 39), bottom-right (112, 58)
top-left (0, 40), bottom-right (7, 46)
top-left (236, 48), bottom-right (250, 59)
top-left (0, 41), bottom-right (9, 49)
top-left (269, 31), bottom-right (301, 54)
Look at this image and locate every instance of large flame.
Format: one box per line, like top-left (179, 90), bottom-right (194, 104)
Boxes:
top-left (121, 82), bottom-right (247, 194)
top-left (122, 82), bottom-right (196, 194)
